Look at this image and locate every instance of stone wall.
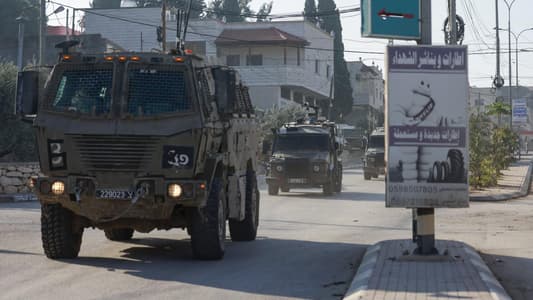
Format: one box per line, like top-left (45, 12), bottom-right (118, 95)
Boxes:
top-left (0, 163), bottom-right (41, 194)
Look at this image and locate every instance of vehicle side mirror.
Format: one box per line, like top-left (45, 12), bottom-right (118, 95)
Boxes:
top-left (15, 70), bottom-right (39, 116)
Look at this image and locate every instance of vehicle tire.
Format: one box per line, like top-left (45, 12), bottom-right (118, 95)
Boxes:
top-left (104, 228), bottom-right (134, 241)
top-left (364, 172), bottom-right (371, 180)
top-left (323, 181), bottom-right (334, 195)
top-left (432, 162), bottom-right (443, 182)
top-left (280, 186), bottom-right (290, 193)
top-left (268, 183), bottom-right (279, 196)
top-left (190, 178), bottom-right (226, 260)
top-left (229, 170), bottom-right (259, 241)
top-left (440, 161), bottom-right (450, 182)
top-left (335, 165), bottom-right (343, 193)
top-left (447, 150), bottom-right (465, 183)
top-left (41, 203), bottom-right (83, 259)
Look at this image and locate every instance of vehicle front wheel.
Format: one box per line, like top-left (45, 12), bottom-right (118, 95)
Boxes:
top-left (323, 181), bottom-right (334, 196)
top-left (190, 178), bottom-right (226, 260)
top-left (41, 203), bottom-right (83, 259)
top-left (229, 170), bottom-right (259, 241)
top-left (268, 183), bottom-right (279, 196)
top-left (104, 228), bottom-right (134, 241)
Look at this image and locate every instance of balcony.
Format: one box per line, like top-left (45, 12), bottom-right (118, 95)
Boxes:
top-left (232, 65), bottom-right (331, 98)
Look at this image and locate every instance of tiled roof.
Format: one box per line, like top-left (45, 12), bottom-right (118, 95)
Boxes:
top-left (216, 27), bottom-right (309, 46)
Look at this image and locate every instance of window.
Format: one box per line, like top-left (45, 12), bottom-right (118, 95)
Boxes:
top-left (274, 134), bottom-right (329, 152)
top-left (226, 55), bottom-right (240, 66)
top-left (297, 47), bottom-right (301, 66)
top-left (127, 67), bottom-right (190, 116)
top-left (51, 68), bottom-right (113, 115)
top-left (246, 54), bottom-right (263, 66)
top-left (315, 60), bottom-right (320, 74)
top-left (280, 87), bottom-right (291, 100)
top-left (293, 92), bottom-right (303, 103)
top-left (326, 64), bottom-right (331, 78)
top-left (283, 48), bottom-right (287, 65)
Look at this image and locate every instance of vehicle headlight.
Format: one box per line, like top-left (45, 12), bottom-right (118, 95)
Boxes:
top-left (313, 165), bottom-right (320, 172)
top-left (275, 165), bottom-right (283, 172)
top-left (48, 140), bottom-right (66, 170)
top-left (167, 183), bottom-right (182, 198)
top-left (51, 181), bottom-right (65, 195)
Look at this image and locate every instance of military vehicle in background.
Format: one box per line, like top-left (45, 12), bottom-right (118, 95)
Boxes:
top-left (266, 118), bottom-right (343, 196)
top-left (363, 127), bottom-right (385, 180)
top-left (340, 125), bottom-right (363, 153)
top-left (15, 7), bottom-right (260, 260)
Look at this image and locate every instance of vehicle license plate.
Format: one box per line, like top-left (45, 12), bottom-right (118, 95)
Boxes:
top-left (288, 178), bottom-right (307, 184)
top-left (96, 189), bottom-right (134, 200)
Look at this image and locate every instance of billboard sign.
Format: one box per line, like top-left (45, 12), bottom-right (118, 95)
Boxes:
top-left (512, 98), bottom-right (528, 125)
top-left (386, 45), bottom-right (469, 208)
top-left (361, 0), bottom-right (421, 40)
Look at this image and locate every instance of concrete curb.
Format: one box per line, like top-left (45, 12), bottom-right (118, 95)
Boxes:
top-left (343, 240), bottom-right (511, 300)
top-left (463, 245), bottom-right (512, 300)
top-left (343, 243), bottom-right (381, 300)
top-left (470, 159), bottom-right (533, 202)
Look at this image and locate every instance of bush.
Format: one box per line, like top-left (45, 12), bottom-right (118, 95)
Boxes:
top-left (0, 60), bottom-right (37, 162)
top-left (469, 111), bottom-right (519, 188)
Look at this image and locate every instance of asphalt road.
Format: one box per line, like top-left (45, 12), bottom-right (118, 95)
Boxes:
top-left (0, 169), bottom-right (413, 300)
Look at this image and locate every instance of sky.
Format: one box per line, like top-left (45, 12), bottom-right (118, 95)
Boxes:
top-left (45, 0), bottom-right (533, 87)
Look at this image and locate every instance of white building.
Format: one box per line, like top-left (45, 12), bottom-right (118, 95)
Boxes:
top-left (83, 7), bottom-right (334, 110)
top-left (346, 60), bottom-right (384, 130)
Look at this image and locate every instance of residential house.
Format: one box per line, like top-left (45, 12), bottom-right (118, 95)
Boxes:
top-left (346, 60), bottom-right (384, 132)
top-left (83, 7), bottom-right (334, 110)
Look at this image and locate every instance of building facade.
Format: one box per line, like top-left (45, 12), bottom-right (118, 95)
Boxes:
top-left (83, 7), bottom-right (334, 110)
top-left (346, 60), bottom-right (384, 132)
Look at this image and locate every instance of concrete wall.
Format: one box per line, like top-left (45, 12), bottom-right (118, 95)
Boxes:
top-left (0, 163), bottom-right (41, 194)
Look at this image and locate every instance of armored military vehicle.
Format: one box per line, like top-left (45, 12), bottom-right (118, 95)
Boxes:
top-left (15, 39), bottom-right (260, 260)
top-left (363, 127), bottom-right (385, 180)
top-left (266, 119), bottom-right (343, 196)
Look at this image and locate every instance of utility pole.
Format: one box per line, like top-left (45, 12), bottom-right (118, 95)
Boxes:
top-left (448, 0), bottom-right (457, 44)
top-left (39, 0), bottom-right (46, 66)
top-left (66, 9), bottom-right (70, 40)
top-left (161, 0), bottom-right (167, 52)
top-left (413, 0), bottom-right (435, 255)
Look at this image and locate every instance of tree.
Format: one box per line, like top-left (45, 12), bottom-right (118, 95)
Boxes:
top-left (256, 1), bottom-right (272, 22)
top-left (135, 0), bottom-right (207, 19)
top-left (318, 0), bottom-right (353, 121)
top-left (0, 61), bottom-right (36, 161)
top-left (91, 0), bottom-right (122, 8)
top-left (0, 0), bottom-right (40, 47)
top-left (207, 0), bottom-right (270, 22)
top-left (222, 0), bottom-right (243, 22)
top-left (485, 101), bottom-right (511, 126)
top-left (304, 0), bottom-right (317, 24)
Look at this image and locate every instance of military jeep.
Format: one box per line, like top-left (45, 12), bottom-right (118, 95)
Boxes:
top-left (266, 120), bottom-right (343, 195)
top-left (363, 127), bottom-right (385, 180)
top-left (16, 44), bottom-right (260, 260)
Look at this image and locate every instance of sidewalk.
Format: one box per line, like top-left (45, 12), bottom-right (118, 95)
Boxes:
top-left (344, 240), bottom-right (510, 300)
top-left (469, 154), bottom-right (533, 201)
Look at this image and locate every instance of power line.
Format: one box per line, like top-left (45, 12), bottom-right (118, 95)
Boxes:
top-left (49, 1), bottom-right (380, 55)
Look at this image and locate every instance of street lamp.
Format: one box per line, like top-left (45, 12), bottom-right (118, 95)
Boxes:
top-left (502, 0), bottom-right (517, 125)
top-left (497, 27), bottom-right (533, 115)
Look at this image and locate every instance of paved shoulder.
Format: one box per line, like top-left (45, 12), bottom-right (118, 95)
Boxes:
top-left (344, 239), bottom-right (511, 300)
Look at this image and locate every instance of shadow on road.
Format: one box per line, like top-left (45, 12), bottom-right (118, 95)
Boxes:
top-left (276, 191), bottom-right (385, 202)
top-left (481, 252), bottom-right (533, 300)
top-left (64, 237), bottom-right (368, 299)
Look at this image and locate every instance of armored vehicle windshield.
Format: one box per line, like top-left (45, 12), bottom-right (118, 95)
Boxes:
top-left (369, 135), bottom-right (385, 148)
top-left (273, 134), bottom-right (329, 152)
top-left (46, 62), bottom-right (191, 117)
